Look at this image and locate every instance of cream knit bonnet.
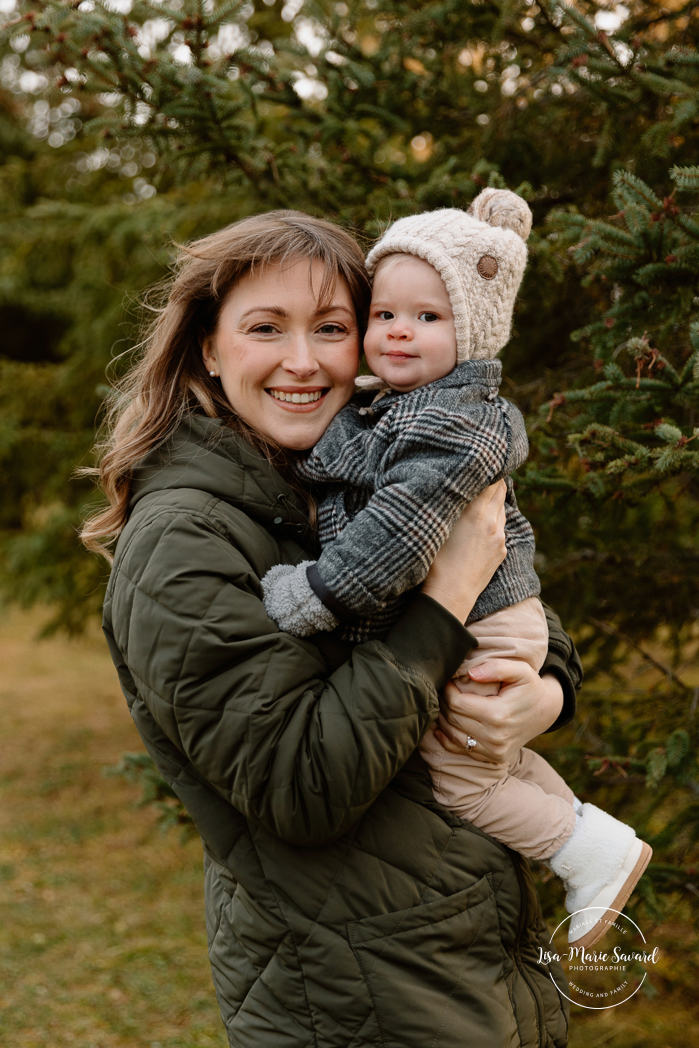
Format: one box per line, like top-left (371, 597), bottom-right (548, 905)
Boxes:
top-left (365, 188), bottom-right (533, 363)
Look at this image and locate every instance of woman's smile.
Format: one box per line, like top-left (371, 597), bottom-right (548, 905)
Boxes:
top-left (266, 385), bottom-right (329, 409)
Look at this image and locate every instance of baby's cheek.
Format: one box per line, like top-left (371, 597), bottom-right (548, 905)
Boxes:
top-left (363, 321), bottom-right (379, 345)
top-left (362, 326), bottom-right (382, 365)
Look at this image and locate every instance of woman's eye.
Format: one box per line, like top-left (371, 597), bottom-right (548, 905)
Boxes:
top-left (318, 323), bottom-right (346, 335)
top-left (418, 312), bottom-right (439, 323)
top-left (251, 323), bottom-right (278, 334)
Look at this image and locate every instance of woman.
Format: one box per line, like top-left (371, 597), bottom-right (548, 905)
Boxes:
top-left (83, 211), bottom-right (582, 1048)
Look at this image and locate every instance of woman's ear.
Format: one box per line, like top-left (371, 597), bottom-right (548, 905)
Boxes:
top-left (201, 334), bottom-right (218, 377)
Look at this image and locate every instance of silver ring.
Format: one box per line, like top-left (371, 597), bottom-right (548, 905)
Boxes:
top-left (467, 735), bottom-right (477, 750)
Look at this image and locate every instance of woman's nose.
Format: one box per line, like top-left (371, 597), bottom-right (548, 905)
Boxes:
top-left (282, 336), bottom-right (320, 376)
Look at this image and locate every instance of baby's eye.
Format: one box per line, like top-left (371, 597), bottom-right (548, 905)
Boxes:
top-left (377, 310), bottom-right (394, 321)
top-left (418, 311), bottom-right (439, 323)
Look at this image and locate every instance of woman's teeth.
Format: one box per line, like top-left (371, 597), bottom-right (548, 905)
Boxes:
top-left (269, 389), bottom-right (323, 403)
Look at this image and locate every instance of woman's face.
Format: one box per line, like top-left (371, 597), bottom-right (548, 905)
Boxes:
top-left (202, 259), bottom-right (360, 450)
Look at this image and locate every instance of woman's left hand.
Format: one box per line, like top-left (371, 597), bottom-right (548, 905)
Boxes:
top-left (433, 661), bottom-right (564, 765)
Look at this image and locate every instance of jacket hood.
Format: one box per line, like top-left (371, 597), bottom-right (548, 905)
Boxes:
top-left (129, 415), bottom-right (310, 534)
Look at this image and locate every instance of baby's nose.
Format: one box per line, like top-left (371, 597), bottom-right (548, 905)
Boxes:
top-left (388, 320), bottom-right (413, 339)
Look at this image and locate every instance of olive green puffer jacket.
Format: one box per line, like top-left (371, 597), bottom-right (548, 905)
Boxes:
top-left (103, 416), bottom-right (580, 1048)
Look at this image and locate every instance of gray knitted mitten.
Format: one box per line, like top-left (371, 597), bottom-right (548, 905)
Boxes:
top-left (261, 561), bottom-right (339, 637)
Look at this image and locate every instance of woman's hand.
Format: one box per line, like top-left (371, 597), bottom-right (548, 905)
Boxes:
top-left (422, 481), bottom-right (507, 624)
top-left (434, 661), bottom-right (565, 765)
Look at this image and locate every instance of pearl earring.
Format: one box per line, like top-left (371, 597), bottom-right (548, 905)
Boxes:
top-left (209, 370), bottom-right (217, 377)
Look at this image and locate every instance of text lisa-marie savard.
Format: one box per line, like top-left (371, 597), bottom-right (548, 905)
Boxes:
top-left (538, 946), bottom-right (660, 968)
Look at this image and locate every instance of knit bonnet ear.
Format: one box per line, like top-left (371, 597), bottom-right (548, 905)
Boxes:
top-left (468, 188), bottom-right (533, 242)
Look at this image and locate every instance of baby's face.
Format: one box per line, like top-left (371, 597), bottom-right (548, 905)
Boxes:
top-left (364, 255), bottom-right (456, 392)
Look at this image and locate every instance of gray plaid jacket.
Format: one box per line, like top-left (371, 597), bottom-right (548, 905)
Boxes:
top-left (262, 361), bottom-right (540, 642)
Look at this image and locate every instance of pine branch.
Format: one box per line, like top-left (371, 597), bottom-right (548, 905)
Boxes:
top-left (588, 618), bottom-right (691, 692)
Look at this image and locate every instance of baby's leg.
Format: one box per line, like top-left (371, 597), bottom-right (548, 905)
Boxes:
top-left (424, 599), bottom-right (577, 858)
top-left (509, 747), bottom-right (576, 806)
top-left (420, 730), bottom-right (652, 949)
top-left (451, 596), bottom-right (548, 702)
top-left (444, 597), bottom-right (552, 768)
top-left (427, 600), bottom-right (652, 947)
top-left (459, 597), bottom-right (550, 679)
top-left (420, 730), bottom-right (576, 860)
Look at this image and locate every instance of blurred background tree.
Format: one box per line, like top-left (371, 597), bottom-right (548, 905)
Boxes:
top-left (1, 0), bottom-right (698, 1023)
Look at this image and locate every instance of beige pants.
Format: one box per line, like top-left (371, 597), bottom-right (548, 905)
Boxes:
top-left (419, 598), bottom-right (577, 860)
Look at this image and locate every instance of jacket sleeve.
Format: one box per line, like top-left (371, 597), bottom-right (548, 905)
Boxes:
top-left (541, 603), bottom-right (583, 732)
top-left (311, 399), bottom-right (528, 618)
top-left (103, 507), bottom-right (475, 847)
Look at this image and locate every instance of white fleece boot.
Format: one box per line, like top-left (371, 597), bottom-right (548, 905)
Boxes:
top-left (548, 803), bottom-right (652, 949)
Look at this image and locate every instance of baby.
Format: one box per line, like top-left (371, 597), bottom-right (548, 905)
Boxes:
top-left (262, 190), bottom-right (651, 948)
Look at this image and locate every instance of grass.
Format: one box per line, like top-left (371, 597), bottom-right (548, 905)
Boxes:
top-left (0, 605), bottom-right (697, 1047)
top-left (0, 606), bottom-right (227, 1048)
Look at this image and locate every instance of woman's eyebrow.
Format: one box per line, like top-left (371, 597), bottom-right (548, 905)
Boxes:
top-left (314, 304), bottom-right (354, 317)
top-left (237, 304), bottom-right (353, 320)
top-left (239, 306), bottom-right (288, 320)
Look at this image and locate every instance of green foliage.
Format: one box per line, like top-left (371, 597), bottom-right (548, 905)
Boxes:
top-left (521, 162), bottom-right (699, 646)
top-left (517, 3), bottom-right (699, 659)
top-left (105, 752), bottom-right (196, 839)
top-left (0, 0), bottom-right (698, 946)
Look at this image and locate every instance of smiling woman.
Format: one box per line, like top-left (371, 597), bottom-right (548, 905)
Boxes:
top-left (201, 258), bottom-right (359, 449)
top-left (79, 208), bottom-right (581, 1048)
top-left (80, 210), bottom-right (371, 555)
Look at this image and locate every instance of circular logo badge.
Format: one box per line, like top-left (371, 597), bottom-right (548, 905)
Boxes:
top-left (539, 907), bottom-right (660, 1009)
top-left (477, 255), bottom-right (499, 279)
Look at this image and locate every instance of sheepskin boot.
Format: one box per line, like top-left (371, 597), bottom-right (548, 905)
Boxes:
top-left (548, 803), bottom-right (652, 949)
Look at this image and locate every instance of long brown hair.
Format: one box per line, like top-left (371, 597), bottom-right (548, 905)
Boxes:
top-left (80, 210), bottom-right (371, 560)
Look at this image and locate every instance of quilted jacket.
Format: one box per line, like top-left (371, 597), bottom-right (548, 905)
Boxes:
top-left (103, 415), bottom-right (579, 1048)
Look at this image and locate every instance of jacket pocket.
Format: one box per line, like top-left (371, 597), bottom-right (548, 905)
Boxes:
top-left (348, 875), bottom-right (517, 1048)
